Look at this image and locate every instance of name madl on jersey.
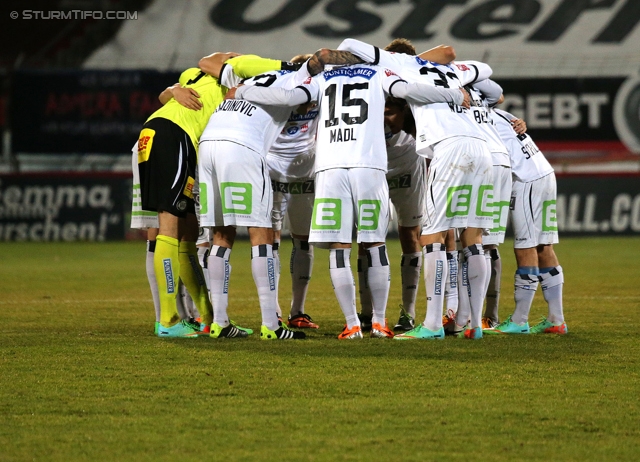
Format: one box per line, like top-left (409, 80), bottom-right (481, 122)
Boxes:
top-left (328, 127), bottom-right (357, 143)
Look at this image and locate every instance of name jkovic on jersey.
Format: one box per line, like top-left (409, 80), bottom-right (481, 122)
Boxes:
top-left (215, 99), bottom-right (257, 116)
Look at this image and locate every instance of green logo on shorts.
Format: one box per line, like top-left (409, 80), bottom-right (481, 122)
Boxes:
top-left (476, 185), bottom-right (494, 217)
top-left (311, 198), bottom-right (341, 230)
top-left (492, 201), bottom-right (510, 232)
top-left (542, 200), bottom-right (558, 231)
top-left (221, 182), bottom-right (252, 215)
top-left (358, 200), bottom-right (381, 231)
top-left (446, 185), bottom-right (472, 218)
top-left (199, 183), bottom-right (208, 215)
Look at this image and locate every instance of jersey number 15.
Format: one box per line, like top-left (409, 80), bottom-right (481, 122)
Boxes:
top-left (324, 83), bottom-right (369, 128)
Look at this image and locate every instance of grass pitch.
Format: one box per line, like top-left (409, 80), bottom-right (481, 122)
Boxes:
top-left (1, 237), bottom-right (639, 461)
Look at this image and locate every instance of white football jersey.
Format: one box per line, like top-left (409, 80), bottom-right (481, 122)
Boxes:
top-left (337, 39), bottom-right (491, 157)
top-left (385, 129), bottom-right (419, 178)
top-left (466, 85), bottom-right (509, 167)
top-left (270, 107), bottom-right (319, 156)
top-left (200, 70), bottom-right (306, 155)
top-left (494, 109), bottom-right (554, 182)
top-left (311, 64), bottom-right (405, 172)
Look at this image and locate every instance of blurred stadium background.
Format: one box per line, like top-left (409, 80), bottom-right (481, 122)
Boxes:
top-left (1, 0), bottom-right (639, 242)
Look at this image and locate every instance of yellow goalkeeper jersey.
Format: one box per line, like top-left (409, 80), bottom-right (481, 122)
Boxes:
top-left (146, 55), bottom-right (289, 152)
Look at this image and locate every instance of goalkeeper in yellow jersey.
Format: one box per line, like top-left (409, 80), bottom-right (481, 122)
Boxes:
top-left (136, 52), bottom-right (300, 338)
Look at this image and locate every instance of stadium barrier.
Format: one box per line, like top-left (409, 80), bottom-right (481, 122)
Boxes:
top-left (554, 173), bottom-right (640, 236)
top-left (0, 172), bottom-right (638, 241)
top-left (0, 173), bottom-right (131, 241)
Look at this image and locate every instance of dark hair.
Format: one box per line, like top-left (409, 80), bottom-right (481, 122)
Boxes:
top-left (403, 105), bottom-right (415, 135)
top-left (385, 96), bottom-right (407, 110)
top-left (384, 38), bottom-right (416, 56)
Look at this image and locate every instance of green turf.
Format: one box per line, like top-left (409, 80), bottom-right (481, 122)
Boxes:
top-left (1, 237), bottom-right (639, 461)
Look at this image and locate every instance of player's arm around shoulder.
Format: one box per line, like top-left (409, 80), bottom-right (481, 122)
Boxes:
top-left (158, 83), bottom-right (179, 105)
top-left (226, 75), bottom-right (318, 108)
top-left (418, 45), bottom-right (456, 64)
top-left (158, 83), bottom-right (203, 111)
top-left (494, 108), bottom-right (527, 135)
top-left (304, 47), bottom-right (364, 76)
top-left (473, 79), bottom-right (503, 106)
top-left (337, 38), bottom-right (407, 72)
top-left (511, 117), bottom-right (527, 135)
top-left (224, 54), bottom-right (287, 79)
top-left (208, 54), bottom-right (293, 90)
top-left (454, 60), bottom-right (493, 85)
top-left (387, 75), bottom-right (468, 108)
top-left (198, 52), bottom-right (241, 79)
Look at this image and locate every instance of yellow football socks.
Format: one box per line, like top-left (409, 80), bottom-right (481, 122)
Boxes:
top-left (179, 240), bottom-right (213, 325)
top-left (154, 235), bottom-right (181, 327)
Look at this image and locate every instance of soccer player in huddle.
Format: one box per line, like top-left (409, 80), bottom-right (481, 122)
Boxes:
top-left (452, 79), bottom-right (511, 331)
top-left (358, 39), bottom-right (458, 334)
top-left (339, 38), bottom-right (493, 340)
top-left (198, 61), bottom-right (321, 340)
top-left (131, 97), bottom-right (207, 334)
top-left (487, 107), bottom-right (567, 335)
top-left (267, 54), bottom-right (320, 330)
top-left (357, 95), bottom-right (425, 333)
top-left (303, 60), bottom-right (406, 339)
top-left (135, 52), bottom-right (294, 338)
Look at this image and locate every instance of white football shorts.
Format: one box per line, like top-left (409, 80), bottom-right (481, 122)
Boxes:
top-left (483, 164), bottom-right (512, 246)
top-left (268, 150), bottom-right (315, 235)
top-left (387, 154), bottom-right (426, 228)
top-left (272, 187), bottom-right (314, 235)
top-left (421, 136), bottom-right (493, 235)
top-left (310, 168), bottom-right (389, 248)
top-left (267, 149), bottom-right (315, 183)
top-left (198, 141), bottom-right (272, 228)
top-left (511, 173), bottom-right (559, 249)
